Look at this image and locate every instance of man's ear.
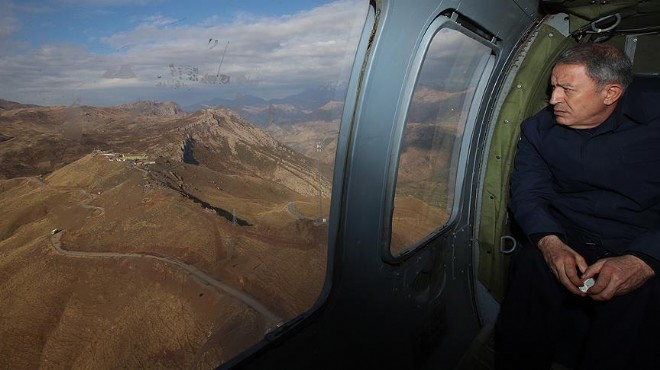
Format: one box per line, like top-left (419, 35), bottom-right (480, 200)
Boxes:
top-left (603, 83), bottom-right (624, 106)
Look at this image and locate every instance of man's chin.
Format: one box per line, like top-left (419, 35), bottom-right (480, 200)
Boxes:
top-left (554, 115), bottom-right (572, 126)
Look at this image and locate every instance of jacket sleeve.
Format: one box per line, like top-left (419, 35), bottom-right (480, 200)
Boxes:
top-left (623, 90), bottom-right (660, 264)
top-left (626, 221), bottom-right (660, 266)
top-left (508, 112), bottom-right (566, 242)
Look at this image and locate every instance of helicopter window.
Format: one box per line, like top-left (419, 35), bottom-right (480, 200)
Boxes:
top-left (0, 1), bottom-right (368, 368)
top-left (390, 26), bottom-right (492, 256)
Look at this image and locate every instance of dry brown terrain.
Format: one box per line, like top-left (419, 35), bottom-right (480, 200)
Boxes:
top-left (265, 119), bottom-right (339, 167)
top-left (0, 100), bottom-right (330, 369)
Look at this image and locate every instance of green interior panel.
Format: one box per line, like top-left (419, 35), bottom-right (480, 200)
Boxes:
top-left (476, 23), bottom-right (575, 302)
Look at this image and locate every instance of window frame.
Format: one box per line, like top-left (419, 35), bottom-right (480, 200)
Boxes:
top-left (382, 13), bottom-right (498, 263)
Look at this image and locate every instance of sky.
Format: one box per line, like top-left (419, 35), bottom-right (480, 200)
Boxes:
top-left (0, 0), bottom-right (368, 107)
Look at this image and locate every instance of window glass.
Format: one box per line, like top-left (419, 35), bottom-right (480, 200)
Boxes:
top-left (390, 27), bottom-right (491, 256)
top-left (0, 1), bottom-right (368, 368)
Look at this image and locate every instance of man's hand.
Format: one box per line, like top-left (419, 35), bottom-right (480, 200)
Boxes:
top-left (537, 235), bottom-right (589, 295)
top-left (581, 255), bottom-right (655, 301)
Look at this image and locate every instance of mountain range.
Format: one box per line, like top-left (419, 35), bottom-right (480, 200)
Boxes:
top-left (187, 84), bottom-right (346, 126)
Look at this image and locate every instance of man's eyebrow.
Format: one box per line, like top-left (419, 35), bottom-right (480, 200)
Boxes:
top-left (552, 81), bottom-right (573, 89)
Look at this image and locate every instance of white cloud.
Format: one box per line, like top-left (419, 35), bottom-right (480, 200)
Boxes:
top-left (0, 0), bottom-right (368, 106)
top-left (0, 1), bottom-right (48, 47)
top-left (0, 13), bottom-right (20, 42)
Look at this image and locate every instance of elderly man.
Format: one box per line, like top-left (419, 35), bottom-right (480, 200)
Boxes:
top-left (495, 43), bottom-right (660, 370)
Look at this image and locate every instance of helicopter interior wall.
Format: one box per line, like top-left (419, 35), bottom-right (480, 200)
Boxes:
top-left (476, 15), bottom-right (575, 307)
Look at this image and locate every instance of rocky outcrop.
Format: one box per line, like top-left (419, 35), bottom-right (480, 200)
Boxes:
top-left (179, 108), bottom-right (330, 197)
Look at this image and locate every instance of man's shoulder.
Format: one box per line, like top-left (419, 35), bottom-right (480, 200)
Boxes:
top-left (623, 76), bottom-right (660, 124)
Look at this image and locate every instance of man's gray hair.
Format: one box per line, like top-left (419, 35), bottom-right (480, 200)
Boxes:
top-left (555, 43), bottom-right (633, 90)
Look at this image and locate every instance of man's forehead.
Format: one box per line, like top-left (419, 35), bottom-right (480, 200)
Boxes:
top-left (552, 63), bottom-right (587, 74)
top-left (551, 63), bottom-right (591, 83)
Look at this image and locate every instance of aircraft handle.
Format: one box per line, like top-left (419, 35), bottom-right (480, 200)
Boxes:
top-left (500, 235), bottom-right (517, 254)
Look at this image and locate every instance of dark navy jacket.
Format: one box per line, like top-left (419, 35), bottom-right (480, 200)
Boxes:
top-left (509, 82), bottom-right (660, 261)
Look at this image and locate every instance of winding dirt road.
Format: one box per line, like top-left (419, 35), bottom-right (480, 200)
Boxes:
top-left (48, 231), bottom-right (283, 331)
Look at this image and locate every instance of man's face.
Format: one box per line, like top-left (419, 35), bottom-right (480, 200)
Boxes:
top-left (549, 63), bottom-right (613, 129)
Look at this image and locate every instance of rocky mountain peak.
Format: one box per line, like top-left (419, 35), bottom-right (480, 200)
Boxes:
top-left (115, 100), bottom-right (186, 117)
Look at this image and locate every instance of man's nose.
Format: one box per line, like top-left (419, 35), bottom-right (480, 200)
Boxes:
top-left (550, 89), bottom-right (563, 105)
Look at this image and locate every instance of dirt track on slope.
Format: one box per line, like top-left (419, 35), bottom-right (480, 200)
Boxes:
top-left (49, 230), bottom-right (283, 329)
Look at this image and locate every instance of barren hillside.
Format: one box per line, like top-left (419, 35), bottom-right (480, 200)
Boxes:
top-left (0, 100), bottom-right (329, 369)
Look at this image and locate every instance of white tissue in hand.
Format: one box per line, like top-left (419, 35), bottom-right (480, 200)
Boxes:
top-left (579, 278), bottom-right (595, 293)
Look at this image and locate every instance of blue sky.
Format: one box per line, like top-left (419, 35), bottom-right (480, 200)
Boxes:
top-left (13, 1), bottom-right (335, 53)
top-left (0, 0), bottom-right (367, 106)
